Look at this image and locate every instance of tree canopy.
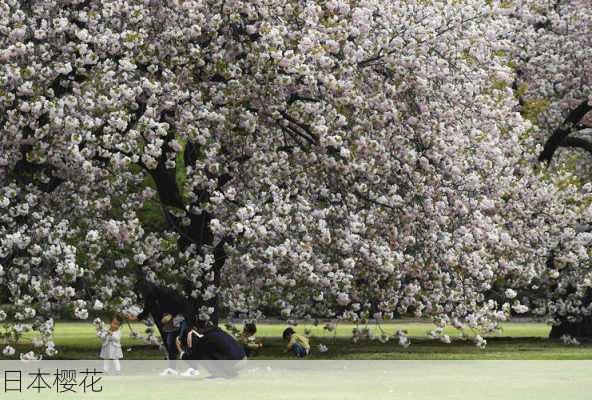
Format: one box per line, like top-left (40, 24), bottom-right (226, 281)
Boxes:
top-left (0, 0), bottom-right (591, 358)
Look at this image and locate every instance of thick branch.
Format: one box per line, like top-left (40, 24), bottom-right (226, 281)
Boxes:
top-left (539, 100), bottom-right (592, 164)
top-left (561, 136), bottom-right (592, 157)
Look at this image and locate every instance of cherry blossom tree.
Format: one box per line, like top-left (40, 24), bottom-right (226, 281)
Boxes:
top-left (505, 0), bottom-right (592, 338)
top-left (1, 0), bottom-right (590, 358)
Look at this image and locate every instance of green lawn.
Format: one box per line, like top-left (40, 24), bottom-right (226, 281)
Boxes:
top-left (7, 360), bottom-right (592, 400)
top-left (8, 320), bottom-right (591, 360)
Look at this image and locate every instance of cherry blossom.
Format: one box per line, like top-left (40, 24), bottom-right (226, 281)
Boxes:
top-left (1, 0), bottom-right (590, 358)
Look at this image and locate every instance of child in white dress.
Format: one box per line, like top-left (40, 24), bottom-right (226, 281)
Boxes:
top-left (99, 316), bottom-right (123, 375)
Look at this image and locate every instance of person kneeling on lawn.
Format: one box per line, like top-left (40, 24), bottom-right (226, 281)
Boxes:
top-left (181, 322), bottom-right (246, 379)
top-left (238, 322), bottom-right (263, 357)
top-left (283, 327), bottom-right (310, 358)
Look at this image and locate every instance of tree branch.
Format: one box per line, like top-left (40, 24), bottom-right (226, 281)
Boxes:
top-left (560, 136), bottom-right (592, 157)
top-left (539, 100), bottom-right (592, 164)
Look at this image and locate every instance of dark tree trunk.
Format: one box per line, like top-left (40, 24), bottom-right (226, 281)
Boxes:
top-left (550, 317), bottom-right (592, 339)
top-left (146, 139), bottom-right (230, 329)
top-left (549, 287), bottom-right (592, 339)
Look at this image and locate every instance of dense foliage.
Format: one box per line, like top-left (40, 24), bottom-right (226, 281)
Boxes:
top-left (0, 0), bottom-right (590, 358)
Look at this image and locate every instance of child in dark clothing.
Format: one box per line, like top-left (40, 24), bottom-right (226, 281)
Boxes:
top-left (158, 313), bottom-right (185, 375)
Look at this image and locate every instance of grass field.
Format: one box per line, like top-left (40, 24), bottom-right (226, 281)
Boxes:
top-left (5, 360), bottom-right (592, 400)
top-left (9, 321), bottom-right (592, 360)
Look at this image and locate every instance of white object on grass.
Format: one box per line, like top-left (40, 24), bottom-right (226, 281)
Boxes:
top-left (159, 368), bottom-right (178, 376)
top-left (181, 368), bottom-right (200, 377)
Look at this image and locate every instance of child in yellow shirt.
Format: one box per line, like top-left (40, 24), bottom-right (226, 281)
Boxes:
top-left (282, 327), bottom-right (310, 358)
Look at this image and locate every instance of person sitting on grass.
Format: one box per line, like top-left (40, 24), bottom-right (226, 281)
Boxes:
top-left (283, 327), bottom-right (310, 358)
top-left (100, 315), bottom-right (123, 375)
top-left (238, 322), bottom-right (263, 357)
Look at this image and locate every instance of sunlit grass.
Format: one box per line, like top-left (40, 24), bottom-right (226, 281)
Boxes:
top-left (12, 321), bottom-right (592, 360)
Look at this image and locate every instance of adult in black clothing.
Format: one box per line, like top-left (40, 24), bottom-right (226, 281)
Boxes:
top-left (181, 324), bottom-right (247, 378)
top-left (129, 278), bottom-right (195, 372)
top-left (132, 279), bottom-right (193, 325)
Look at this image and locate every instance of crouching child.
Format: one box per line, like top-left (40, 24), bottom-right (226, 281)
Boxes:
top-left (238, 322), bottom-right (263, 357)
top-left (282, 327), bottom-right (310, 358)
